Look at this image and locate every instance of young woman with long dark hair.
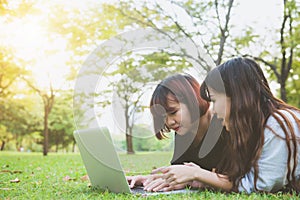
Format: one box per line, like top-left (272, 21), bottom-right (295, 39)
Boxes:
top-left (155, 57), bottom-right (300, 193)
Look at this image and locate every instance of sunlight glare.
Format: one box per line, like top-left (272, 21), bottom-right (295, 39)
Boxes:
top-left (0, 3), bottom-right (71, 90)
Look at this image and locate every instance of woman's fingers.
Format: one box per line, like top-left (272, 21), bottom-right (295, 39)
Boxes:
top-left (143, 174), bottom-right (162, 186)
top-left (165, 174), bottom-right (176, 185)
top-left (163, 182), bottom-right (187, 191)
top-left (126, 176), bottom-right (134, 188)
top-left (129, 178), bottom-right (136, 188)
top-left (152, 181), bottom-right (169, 192)
top-left (126, 175), bottom-right (146, 188)
top-left (151, 166), bottom-right (168, 174)
top-left (144, 178), bottom-right (166, 191)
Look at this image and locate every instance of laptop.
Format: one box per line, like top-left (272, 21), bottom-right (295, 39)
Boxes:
top-left (73, 127), bottom-right (198, 195)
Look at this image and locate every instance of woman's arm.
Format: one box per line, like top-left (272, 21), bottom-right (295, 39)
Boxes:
top-left (238, 111), bottom-right (300, 193)
top-left (155, 162), bottom-right (233, 192)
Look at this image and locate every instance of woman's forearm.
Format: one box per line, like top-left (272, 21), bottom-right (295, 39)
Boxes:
top-left (194, 168), bottom-right (233, 191)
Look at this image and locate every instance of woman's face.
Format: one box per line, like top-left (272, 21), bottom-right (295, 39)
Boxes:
top-left (208, 87), bottom-right (231, 131)
top-left (164, 95), bottom-right (192, 136)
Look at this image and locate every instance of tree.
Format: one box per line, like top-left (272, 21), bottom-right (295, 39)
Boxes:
top-left (132, 124), bottom-right (173, 151)
top-left (49, 0), bottom-right (238, 153)
top-left (240, 0), bottom-right (300, 102)
top-left (48, 90), bottom-right (74, 152)
top-left (0, 48), bottom-right (24, 97)
top-left (0, 47), bottom-right (30, 150)
top-left (98, 51), bottom-right (188, 154)
top-left (286, 59), bottom-right (300, 107)
top-left (273, 0), bottom-right (299, 102)
top-left (22, 77), bottom-right (55, 156)
top-left (54, 1), bottom-right (300, 155)
top-left (0, 0), bottom-right (76, 155)
top-left (0, 125), bottom-right (13, 150)
top-left (0, 0), bottom-right (39, 20)
top-left (105, 0), bottom-right (235, 67)
top-left (0, 94), bottom-right (42, 151)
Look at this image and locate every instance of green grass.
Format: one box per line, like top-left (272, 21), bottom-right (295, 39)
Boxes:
top-left (0, 151), bottom-right (299, 200)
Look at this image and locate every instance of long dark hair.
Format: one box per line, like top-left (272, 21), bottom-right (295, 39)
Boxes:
top-left (150, 73), bottom-right (210, 139)
top-left (200, 57), bottom-right (300, 191)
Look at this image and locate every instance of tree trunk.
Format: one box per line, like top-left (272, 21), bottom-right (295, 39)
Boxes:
top-left (280, 81), bottom-right (287, 102)
top-left (72, 139), bottom-right (76, 153)
top-left (126, 133), bottom-right (134, 154)
top-left (215, 0), bottom-right (234, 65)
top-left (1, 140), bottom-right (5, 151)
top-left (43, 106), bottom-right (49, 156)
top-left (125, 105), bottom-right (134, 154)
top-left (55, 142), bottom-right (59, 153)
top-left (21, 77), bottom-right (55, 156)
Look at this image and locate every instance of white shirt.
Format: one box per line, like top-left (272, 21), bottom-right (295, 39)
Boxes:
top-left (238, 109), bottom-right (300, 193)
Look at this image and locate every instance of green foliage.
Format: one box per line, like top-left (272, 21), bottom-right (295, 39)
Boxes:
top-left (262, 55), bottom-right (300, 105)
top-left (22, 132), bottom-right (43, 152)
top-left (47, 3), bottom-right (130, 56)
top-left (233, 28), bottom-right (259, 48)
top-left (48, 90), bottom-right (75, 152)
top-left (0, 125), bottom-right (13, 149)
top-left (132, 125), bottom-right (173, 152)
top-left (110, 0), bottom-right (237, 64)
top-left (97, 50), bottom-right (189, 152)
top-left (0, 48), bottom-right (25, 97)
top-left (0, 0), bottom-right (41, 19)
top-left (107, 0), bottom-right (300, 104)
top-left (0, 95), bottom-right (42, 151)
top-left (286, 60), bottom-right (300, 108)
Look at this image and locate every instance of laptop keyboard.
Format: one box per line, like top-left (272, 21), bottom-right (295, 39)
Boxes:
top-left (131, 186), bottom-right (149, 194)
top-left (131, 186), bottom-right (198, 195)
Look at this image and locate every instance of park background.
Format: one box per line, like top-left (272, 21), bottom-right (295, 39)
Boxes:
top-left (1, 0), bottom-right (300, 199)
top-left (0, 0), bottom-right (299, 155)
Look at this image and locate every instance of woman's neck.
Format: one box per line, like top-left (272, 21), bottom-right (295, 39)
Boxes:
top-left (193, 108), bottom-right (212, 145)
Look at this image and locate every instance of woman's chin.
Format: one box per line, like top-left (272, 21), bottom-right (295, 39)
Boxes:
top-left (224, 124), bottom-right (230, 131)
top-left (222, 120), bottom-right (230, 131)
top-left (176, 128), bottom-right (187, 136)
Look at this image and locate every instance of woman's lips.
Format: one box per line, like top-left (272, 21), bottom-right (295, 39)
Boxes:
top-left (222, 120), bottom-right (225, 126)
top-left (173, 126), bottom-right (180, 132)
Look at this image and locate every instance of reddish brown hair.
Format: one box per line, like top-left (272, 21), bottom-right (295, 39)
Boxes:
top-left (150, 74), bottom-right (210, 139)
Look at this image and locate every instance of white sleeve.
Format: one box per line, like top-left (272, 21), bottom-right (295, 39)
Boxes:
top-left (238, 118), bottom-right (289, 193)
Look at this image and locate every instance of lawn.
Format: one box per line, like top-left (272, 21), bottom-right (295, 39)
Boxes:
top-left (0, 151), bottom-right (299, 200)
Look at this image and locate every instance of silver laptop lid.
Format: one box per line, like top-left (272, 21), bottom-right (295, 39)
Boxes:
top-left (74, 127), bottom-right (131, 193)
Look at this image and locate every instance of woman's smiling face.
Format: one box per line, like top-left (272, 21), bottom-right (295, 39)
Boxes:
top-left (164, 94), bottom-right (192, 136)
top-left (208, 87), bottom-right (231, 131)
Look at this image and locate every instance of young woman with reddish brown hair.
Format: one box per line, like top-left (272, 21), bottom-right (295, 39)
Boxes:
top-left (156, 57), bottom-right (300, 193)
top-left (127, 73), bottom-right (228, 192)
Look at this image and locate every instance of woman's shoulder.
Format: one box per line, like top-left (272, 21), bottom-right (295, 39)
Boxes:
top-left (265, 109), bottom-right (300, 138)
top-left (266, 109), bottom-right (300, 125)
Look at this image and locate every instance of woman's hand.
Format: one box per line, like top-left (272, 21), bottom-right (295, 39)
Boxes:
top-left (144, 177), bottom-right (169, 192)
top-left (154, 162), bottom-right (202, 187)
top-left (147, 163), bottom-right (204, 191)
top-left (143, 175), bottom-right (188, 192)
top-left (126, 175), bottom-right (149, 188)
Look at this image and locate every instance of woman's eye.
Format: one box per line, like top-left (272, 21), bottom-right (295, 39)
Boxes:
top-left (170, 110), bottom-right (177, 115)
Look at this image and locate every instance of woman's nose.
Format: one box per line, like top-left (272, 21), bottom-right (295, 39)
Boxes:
top-left (212, 104), bottom-right (217, 114)
top-left (165, 116), bottom-right (175, 126)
